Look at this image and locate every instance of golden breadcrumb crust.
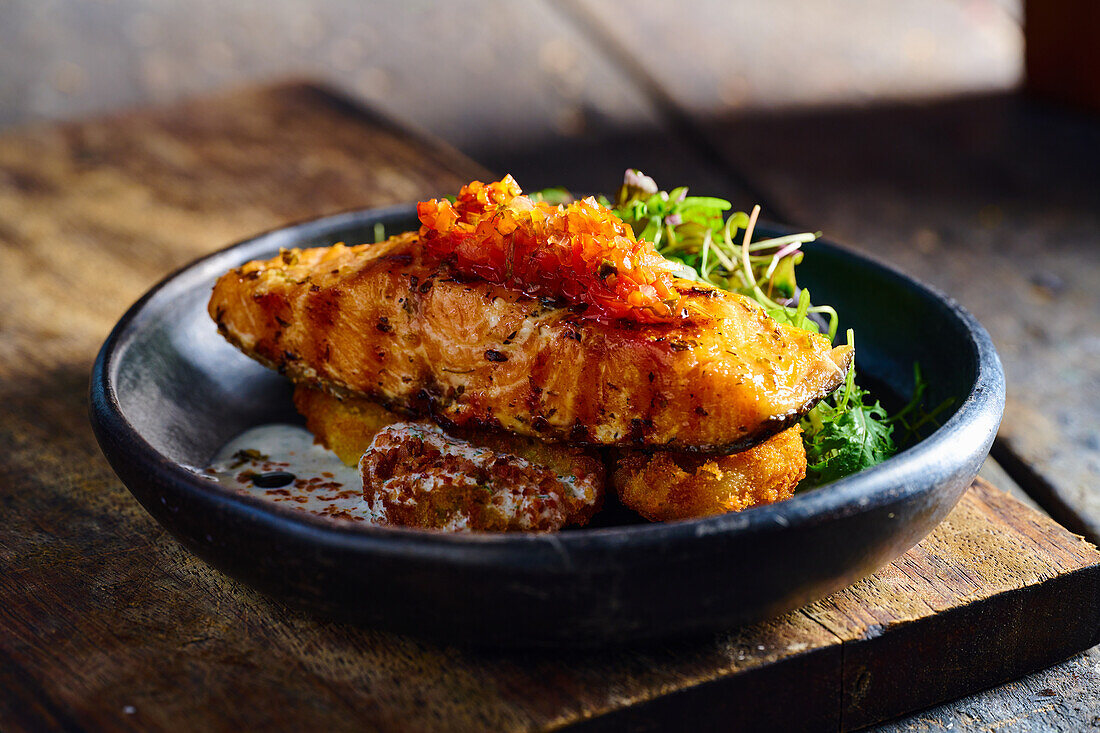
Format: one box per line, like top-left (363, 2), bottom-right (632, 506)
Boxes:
top-left (613, 426), bottom-right (807, 522)
top-left (361, 422), bottom-right (602, 532)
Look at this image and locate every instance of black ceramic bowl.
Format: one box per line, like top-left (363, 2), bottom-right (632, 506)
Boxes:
top-left (90, 206), bottom-right (1004, 647)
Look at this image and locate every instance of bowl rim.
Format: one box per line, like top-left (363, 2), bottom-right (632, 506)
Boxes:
top-left (90, 204), bottom-right (1005, 569)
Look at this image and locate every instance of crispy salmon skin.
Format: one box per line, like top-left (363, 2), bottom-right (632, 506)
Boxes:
top-left (209, 232), bottom-right (852, 453)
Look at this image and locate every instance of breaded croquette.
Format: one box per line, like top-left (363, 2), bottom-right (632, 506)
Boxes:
top-left (361, 422), bottom-right (602, 531)
top-left (613, 426), bottom-right (807, 522)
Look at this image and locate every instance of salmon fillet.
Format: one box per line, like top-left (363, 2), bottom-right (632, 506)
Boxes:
top-left (209, 232), bottom-right (852, 453)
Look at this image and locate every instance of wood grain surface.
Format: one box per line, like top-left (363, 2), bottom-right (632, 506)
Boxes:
top-left (2, 83), bottom-right (1098, 732)
top-left (0, 0), bottom-right (1020, 152)
top-left (0, 0), bottom-right (661, 154)
top-left (561, 0), bottom-right (1020, 115)
top-left (876, 644), bottom-right (1100, 733)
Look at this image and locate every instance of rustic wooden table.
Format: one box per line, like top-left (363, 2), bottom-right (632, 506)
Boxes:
top-left (1, 82), bottom-right (1098, 731)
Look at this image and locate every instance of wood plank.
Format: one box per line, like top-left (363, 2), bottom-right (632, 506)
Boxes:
top-left (0, 0), bottom-right (732, 200)
top-left (0, 82), bottom-right (484, 354)
top-left (561, 0), bottom-right (1020, 116)
top-left (0, 0), bottom-right (662, 156)
top-left (875, 645), bottom-right (1100, 733)
top-left (806, 482), bottom-right (1100, 729)
top-left (576, 482), bottom-right (1100, 733)
top-left (679, 94), bottom-right (1100, 546)
top-left (2, 83), bottom-right (1098, 732)
top-left (0, 0), bottom-right (741, 239)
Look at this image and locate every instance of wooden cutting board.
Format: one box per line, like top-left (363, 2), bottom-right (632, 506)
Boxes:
top-left (1, 82), bottom-right (1097, 732)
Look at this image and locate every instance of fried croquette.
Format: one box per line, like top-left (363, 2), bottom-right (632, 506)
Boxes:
top-left (361, 422), bottom-right (602, 531)
top-left (293, 384), bottom-right (404, 465)
top-left (613, 426), bottom-right (807, 522)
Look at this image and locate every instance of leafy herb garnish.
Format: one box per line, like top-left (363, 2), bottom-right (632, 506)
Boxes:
top-left (798, 330), bottom-right (894, 487)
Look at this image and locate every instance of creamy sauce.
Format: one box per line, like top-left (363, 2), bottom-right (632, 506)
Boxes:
top-left (202, 424), bottom-right (379, 523)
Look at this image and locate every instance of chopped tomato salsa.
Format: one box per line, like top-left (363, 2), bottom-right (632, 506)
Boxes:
top-left (417, 176), bottom-right (684, 322)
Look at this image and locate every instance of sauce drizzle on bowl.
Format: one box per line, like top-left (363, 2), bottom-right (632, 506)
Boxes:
top-left (203, 425), bottom-right (377, 523)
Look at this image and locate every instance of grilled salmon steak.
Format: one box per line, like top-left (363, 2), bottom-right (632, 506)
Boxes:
top-left (209, 232), bottom-right (852, 453)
